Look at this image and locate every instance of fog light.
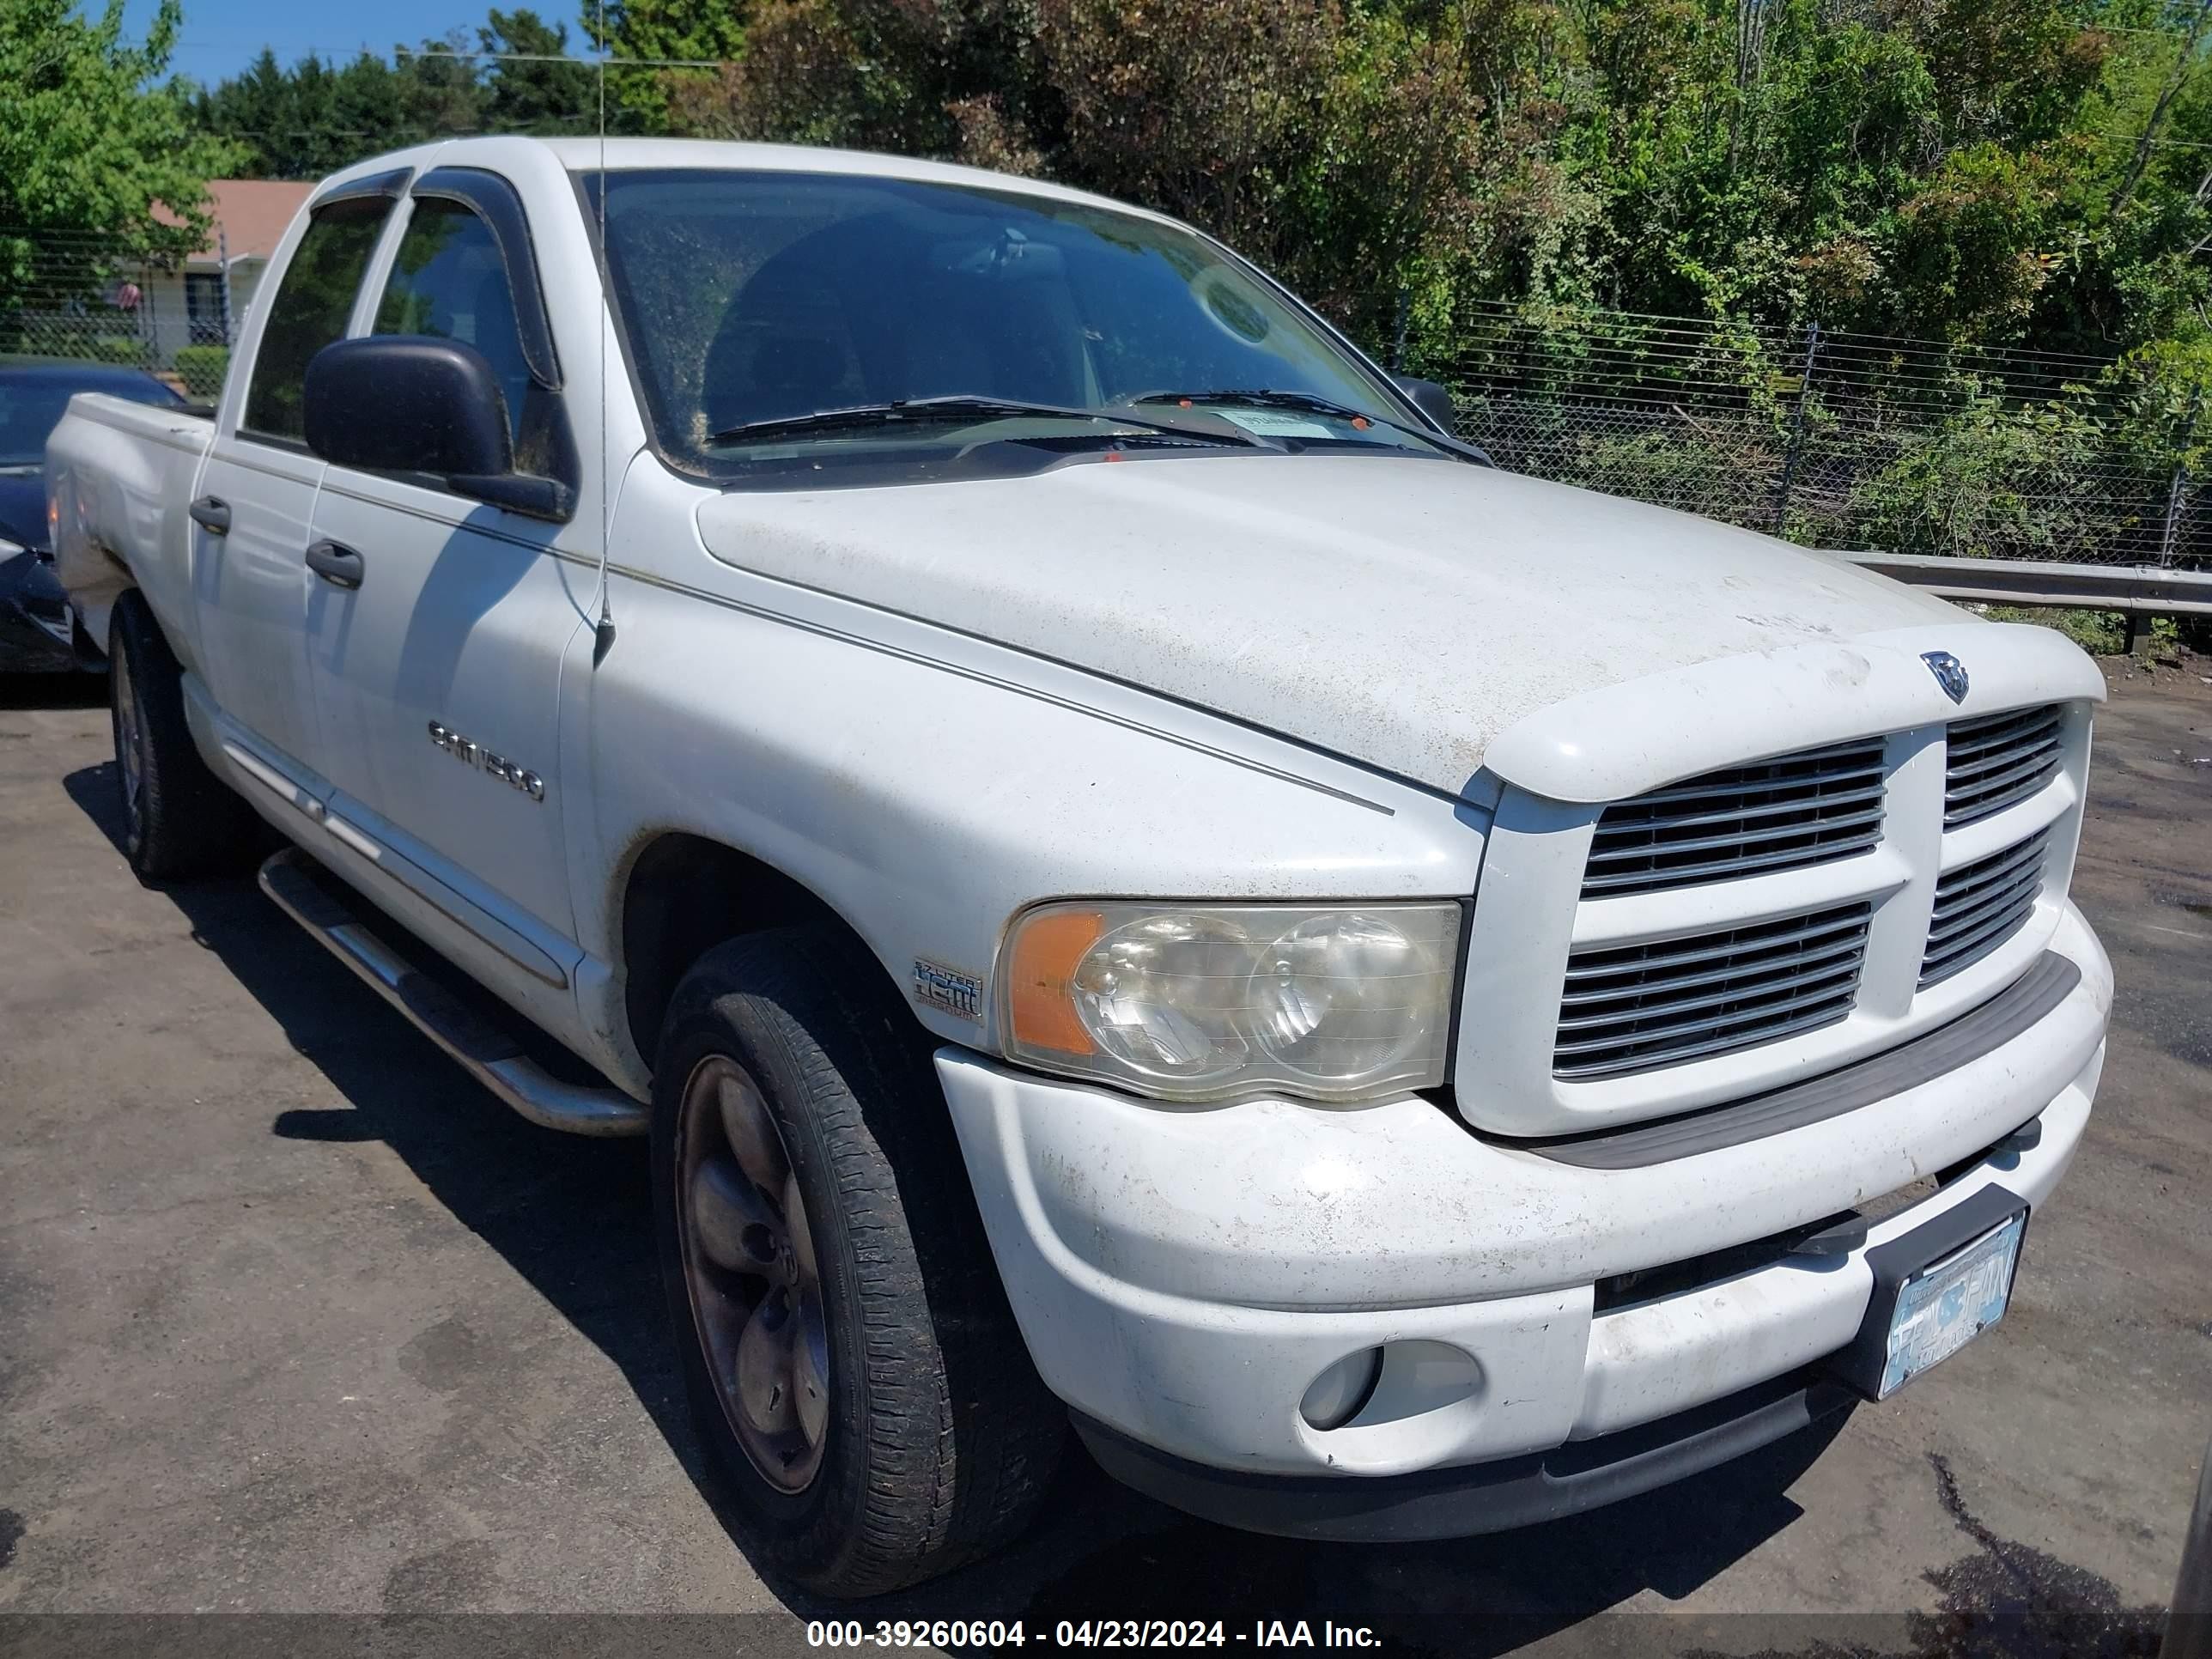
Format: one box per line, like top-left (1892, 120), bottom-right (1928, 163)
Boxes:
top-left (1299, 1348), bottom-right (1382, 1430)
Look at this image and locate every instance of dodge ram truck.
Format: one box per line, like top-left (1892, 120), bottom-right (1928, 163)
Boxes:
top-left (47, 137), bottom-right (2113, 1595)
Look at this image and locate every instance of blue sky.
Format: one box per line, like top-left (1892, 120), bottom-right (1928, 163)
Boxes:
top-left (125, 0), bottom-right (595, 85)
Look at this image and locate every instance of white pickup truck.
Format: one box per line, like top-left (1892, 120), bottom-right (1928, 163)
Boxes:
top-left (48, 137), bottom-right (2113, 1595)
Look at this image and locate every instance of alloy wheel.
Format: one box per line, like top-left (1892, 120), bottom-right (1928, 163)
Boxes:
top-left (674, 1054), bottom-right (831, 1493)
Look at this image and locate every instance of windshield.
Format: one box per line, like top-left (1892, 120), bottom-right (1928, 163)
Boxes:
top-left (587, 168), bottom-right (1443, 480)
top-left (0, 370), bottom-right (181, 468)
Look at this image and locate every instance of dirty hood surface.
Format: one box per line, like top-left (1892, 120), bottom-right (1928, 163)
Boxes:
top-left (694, 453), bottom-right (1959, 798)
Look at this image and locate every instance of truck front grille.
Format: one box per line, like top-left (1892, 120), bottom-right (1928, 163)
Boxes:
top-left (1944, 704), bottom-right (2063, 828)
top-left (1581, 739), bottom-right (1887, 898)
top-left (1921, 830), bottom-right (2050, 988)
top-left (1553, 901), bottom-right (1872, 1080)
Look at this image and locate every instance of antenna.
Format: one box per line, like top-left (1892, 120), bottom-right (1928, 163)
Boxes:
top-left (591, 0), bottom-right (616, 665)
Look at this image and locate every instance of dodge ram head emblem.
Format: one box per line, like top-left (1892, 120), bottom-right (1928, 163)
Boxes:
top-left (1922, 650), bottom-right (1970, 704)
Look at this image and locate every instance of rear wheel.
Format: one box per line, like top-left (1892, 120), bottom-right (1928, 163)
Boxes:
top-left (652, 926), bottom-right (1063, 1596)
top-left (107, 591), bottom-right (257, 881)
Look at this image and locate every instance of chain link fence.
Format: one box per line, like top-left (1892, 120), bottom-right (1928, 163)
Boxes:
top-left (1427, 301), bottom-right (2204, 568)
top-left (9, 213), bottom-right (2207, 570)
top-left (3, 227), bottom-right (238, 400)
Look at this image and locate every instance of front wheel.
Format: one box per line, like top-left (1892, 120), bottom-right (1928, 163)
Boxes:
top-left (652, 927), bottom-right (1064, 1597)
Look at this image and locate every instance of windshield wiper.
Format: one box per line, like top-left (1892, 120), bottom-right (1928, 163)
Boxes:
top-left (1133, 387), bottom-right (1492, 463)
top-left (1134, 387), bottom-right (1379, 421)
top-left (708, 394), bottom-right (1256, 448)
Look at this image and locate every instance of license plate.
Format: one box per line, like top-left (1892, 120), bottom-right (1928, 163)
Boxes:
top-left (1875, 1211), bottom-right (2026, 1398)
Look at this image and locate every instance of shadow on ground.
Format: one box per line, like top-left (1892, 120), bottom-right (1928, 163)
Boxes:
top-left (52, 750), bottom-right (2135, 1656)
top-left (0, 671), bottom-right (106, 712)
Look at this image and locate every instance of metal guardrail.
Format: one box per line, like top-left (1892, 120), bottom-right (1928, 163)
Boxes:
top-left (1838, 552), bottom-right (2212, 617)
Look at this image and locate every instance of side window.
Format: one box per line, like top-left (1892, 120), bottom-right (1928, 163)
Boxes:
top-left (242, 196), bottom-right (393, 443)
top-left (374, 199), bottom-right (534, 447)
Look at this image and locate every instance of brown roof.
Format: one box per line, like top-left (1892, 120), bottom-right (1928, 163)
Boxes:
top-left (155, 179), bottom-right (317, 264)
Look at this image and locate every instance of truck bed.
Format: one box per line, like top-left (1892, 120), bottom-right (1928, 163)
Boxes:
top-left (46, 395), bottom-right (215, 665)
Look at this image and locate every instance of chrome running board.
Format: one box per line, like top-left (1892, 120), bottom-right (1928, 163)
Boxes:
top-left (258, 847), bottom-right (647, 1137)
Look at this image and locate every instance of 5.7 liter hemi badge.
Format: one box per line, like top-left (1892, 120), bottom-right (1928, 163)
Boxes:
top-left (913, 957), bottom-right (981, 1022)
top-left (428, 720), bottom-right (545, 802)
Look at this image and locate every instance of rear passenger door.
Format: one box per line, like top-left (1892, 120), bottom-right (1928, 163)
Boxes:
top-left (193, 180), bottom-right (401, 778)
top-left (300, 169), bottom-right (597, 1001)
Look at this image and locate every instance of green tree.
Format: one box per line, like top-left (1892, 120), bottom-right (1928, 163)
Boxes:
top-left (481, 8), bottom-right (597, 134)
top-left (0, 0), bottom-right (246, 315)
top-left (195, 45), bottom-right (415, 177)
top-left (584, 0), bottom-right (749, 130)
top-left (394, 31), bottom-right (488, 142)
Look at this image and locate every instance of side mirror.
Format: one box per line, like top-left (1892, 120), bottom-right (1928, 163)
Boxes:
top-left (304, 336), bottom-right (513, 480)
top-left (1393, 374), bottom-right (1459, 437)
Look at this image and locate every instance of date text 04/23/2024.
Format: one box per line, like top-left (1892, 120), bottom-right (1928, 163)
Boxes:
top-left (806, 1621), bottom-right (1382, 1649)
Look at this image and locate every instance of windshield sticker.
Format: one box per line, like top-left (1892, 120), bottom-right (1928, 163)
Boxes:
top-left (1217, 409), bottom-right (1337, 439)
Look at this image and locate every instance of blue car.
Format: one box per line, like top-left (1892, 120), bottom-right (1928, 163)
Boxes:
top-left (1, 357), bottom-right (185, 672)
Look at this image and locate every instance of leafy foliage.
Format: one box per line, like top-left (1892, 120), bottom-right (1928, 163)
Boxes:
top-left (581, 0), bottom-right (747, 129)
top-left (190, 9), bottom-right (598, 177)
top-left (155, 0), bottom-right (2212, 562)
top-left (0, 0), bottom-right (246, 309)
top-left (645, 0), bottom-right (2212, 367)
top-left (172, 343), bottom-right (230, 398)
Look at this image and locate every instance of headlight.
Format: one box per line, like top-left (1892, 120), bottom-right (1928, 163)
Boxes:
top-left (1001, 901), bottom-right (1461, 1102)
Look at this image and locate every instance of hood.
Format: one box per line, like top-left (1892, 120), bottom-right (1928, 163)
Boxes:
top-left (0, 470), bottom-right (46, 554)
top-left (694, 453), bottom-right (1962, 798)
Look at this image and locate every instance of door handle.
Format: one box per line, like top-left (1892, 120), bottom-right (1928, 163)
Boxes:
top-left (306, 539), bottom-right (364, 590)
top-left (188, 495), bottom-right (231, 535)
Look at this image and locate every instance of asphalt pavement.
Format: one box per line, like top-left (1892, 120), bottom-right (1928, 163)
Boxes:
top-left (1, 659), bottom-right (2207, 1656)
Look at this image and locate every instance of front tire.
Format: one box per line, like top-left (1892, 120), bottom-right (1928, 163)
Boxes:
top-left (652, 926), bottom-right (1064, 1597)
top-left (107, 591), bottom-right (257, 881)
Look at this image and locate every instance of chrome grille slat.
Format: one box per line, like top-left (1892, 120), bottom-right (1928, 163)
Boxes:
top-left (1946, 704), bottom-right (2062, 750)
top-left (1556, 954), bottom-right (1865, 1033)
top-left (1619, 761), bottom-right (1887, 811)
top-left (1583, 739), bottom-right (1887, 900)
top-left (1560, 930), bottom-right (1869, 1006)
top-left (1587, 805), bottom-right (1887, 864)
top-left (1923, 898), bottom-right (2039, 976)
top-left (1555, 999), bottom-right (1863, 1079)
top-left (1593, 781), bottom-right (1889, 835)
top-left (1948, 736), bottom-right (2061, 783)
top-left (1553, 969), bottom-right (1863, 1054)
top-left (1919, 829), bottom-right (2049, 988)
top-left (1580, 831), bottom-right (1884, 895)
top-left (1947, 749), bottom-right (2063, 808)
top-left (1562, 910), bottom-right (1869, 981)
top-left (1947, 719), bottom-right (2055, 757)
top-left (1554, 901), bottom-right (1870, 1079)
top-left (1926, 846), bottom-right (2047, 924)
top-left (1945, 705), bottom-right (2064, 828)
top-left (1928, 887), bottom-right (2034, 949)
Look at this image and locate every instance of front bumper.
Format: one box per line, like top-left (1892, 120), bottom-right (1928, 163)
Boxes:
top-left (939, 901), bottom-right (2110, 1528)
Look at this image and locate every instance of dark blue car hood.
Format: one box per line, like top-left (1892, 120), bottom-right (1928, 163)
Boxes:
top-left (0, 471), bottom-right (46, 554)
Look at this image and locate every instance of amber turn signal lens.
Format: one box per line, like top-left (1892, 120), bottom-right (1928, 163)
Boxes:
top-left (1007, 908), bottom-right (1103, 1056)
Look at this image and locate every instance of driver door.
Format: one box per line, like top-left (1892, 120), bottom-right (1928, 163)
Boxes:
top-left (300, 171), bottom-right (597, 1016)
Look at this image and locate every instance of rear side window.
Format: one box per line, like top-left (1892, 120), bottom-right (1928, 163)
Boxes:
top-left (242, 195), bottom-right (393, 443)
top-left (374, 199), bottom-right (533, 446)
